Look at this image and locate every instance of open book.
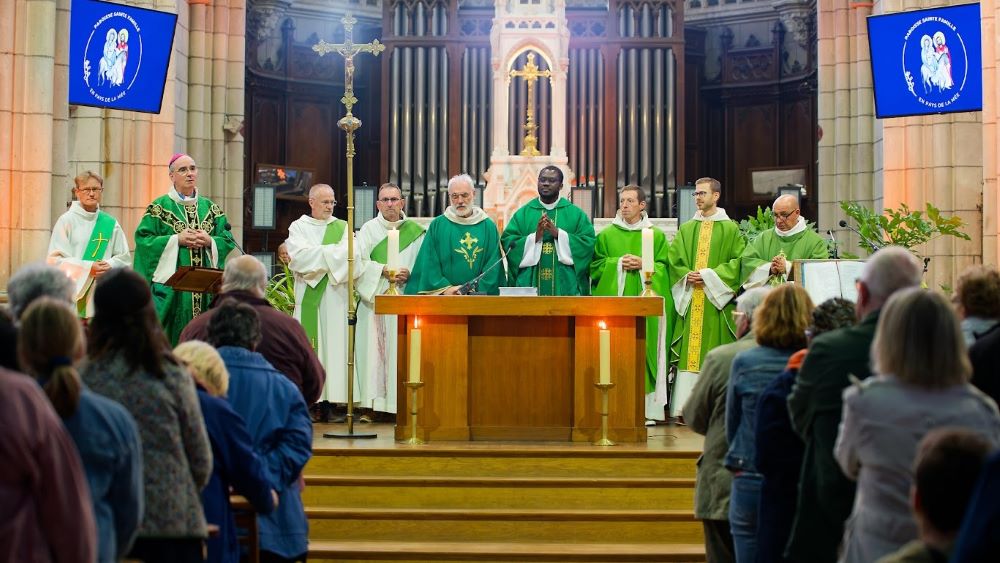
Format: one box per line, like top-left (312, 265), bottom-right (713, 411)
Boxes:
top-left (791, 259), bottom-right (866, 304)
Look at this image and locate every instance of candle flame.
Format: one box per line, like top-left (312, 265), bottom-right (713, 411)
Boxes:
top-left (414, 316), bottom-right (421, 329)
top-left (598, 320), bottom-right (607, 330)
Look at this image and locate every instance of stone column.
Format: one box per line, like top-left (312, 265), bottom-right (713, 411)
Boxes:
top-left (983, 0), bottom-right (998, 266)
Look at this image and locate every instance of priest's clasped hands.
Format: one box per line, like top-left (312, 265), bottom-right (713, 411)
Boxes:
top-left (91, 261), bottom-right (112, 278)
top-left (534, 213), bottom-right (559, 240)
top-left (382, 266), bottom-right (410, 284)
top-left (769, 254), bottom-right (787, 275)
top-left (621, 255), bottom-right (643, 271)
top-left (178, 228), bottom-right (213, 249)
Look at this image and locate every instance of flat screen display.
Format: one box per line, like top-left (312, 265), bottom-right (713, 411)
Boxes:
top-left (868, 3), bottom-right (982, 119)
top-left (68, 0), bottom-right (177, 114)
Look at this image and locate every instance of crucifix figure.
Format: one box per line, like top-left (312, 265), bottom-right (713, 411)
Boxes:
top-left (509, 52), bottom-right (552, 157)
top-left (311, 14), bottom-right (384, 438)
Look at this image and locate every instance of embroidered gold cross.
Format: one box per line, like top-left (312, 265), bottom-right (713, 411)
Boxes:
top-left (90, 233), bottom-right (109, 258)
top-left (540, 268), bottom-right (554, 281)
top-left (542, 242), bottom-right (555, 255)
top-left (460, 232), bottom-right (479, 250)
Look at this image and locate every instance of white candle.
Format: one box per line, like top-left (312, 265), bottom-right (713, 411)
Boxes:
top-left (387, 228), bottom-right (400, 271)
top-left (599, 321), bottom-right (610, 384)
top-left (641, 228), bottom-right (654, 273)
top-left (408, 321), bottom-right (421, 383)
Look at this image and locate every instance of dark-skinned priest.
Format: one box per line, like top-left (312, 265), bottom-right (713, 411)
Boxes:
top-left (740, 194), bottom-right (829, 289)
top-left (666, 177), bottom-right (746, 419)
top-left (405, 174), bottom-right (504, 295)
top-left (501, 166), bottom-right (595, 295)
top-left (591, 185), bottom-right (673, 423)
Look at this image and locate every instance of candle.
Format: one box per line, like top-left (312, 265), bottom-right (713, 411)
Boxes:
top-left (387, 228), bottom-right (400, 271)
top-left (599, 321), bottom-right (610, 384)
top-left (409, 318), bottom-right (421, 383)
top-left (641, 228), bottom-right (654, 273)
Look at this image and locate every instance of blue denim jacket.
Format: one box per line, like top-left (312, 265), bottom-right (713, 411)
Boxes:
top-left (724, 345), bottom-right (796, 472)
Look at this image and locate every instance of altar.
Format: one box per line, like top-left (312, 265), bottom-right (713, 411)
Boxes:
top-left (374, 296), bottom-right (663, 443)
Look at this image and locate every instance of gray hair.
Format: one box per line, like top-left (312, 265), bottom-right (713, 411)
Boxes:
top-left (736, 286), bottom-right (772, 323)
top-left (222, 255), bottom-right (268, 296)
top-left (447, 174), bottom-right (476, 193)
top-left (861, 246), bottom-right (923, 304)
top-left (8, 263), bottom-right (75, 320)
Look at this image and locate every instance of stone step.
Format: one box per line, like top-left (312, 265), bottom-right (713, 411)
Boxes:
top-left (306, 507), bottom-right (703, 544)
top-left (308, 540), bottom-right (706, 562)
top-left (302, 475), bottom-right (695, 510)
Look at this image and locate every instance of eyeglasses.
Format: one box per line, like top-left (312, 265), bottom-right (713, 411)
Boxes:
top-left (76, 187), bottom-right (104, 194)
top-left (378, 197), bottom-right (402, 203)
top-left (692, 191), bottom-right (709, 197)
top-left (450, 193), bottom-right (473, 201)
top-left (775, 209), bottom-right (800, 220)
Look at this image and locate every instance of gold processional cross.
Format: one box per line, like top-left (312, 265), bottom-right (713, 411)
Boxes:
top-left (311, 14), bottom-right (384, 438)
top-left (509, 53), bottom-right (552, 157)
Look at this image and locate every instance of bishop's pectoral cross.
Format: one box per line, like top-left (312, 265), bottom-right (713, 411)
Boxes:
top-left (90, 233), bottom-right (109, 258)
top-left (509, 52), bottom-right (552, 157)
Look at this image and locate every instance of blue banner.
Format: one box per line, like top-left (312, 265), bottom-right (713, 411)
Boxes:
top-left (868, 3), bottom-right (982, 119)
top-left (68, 0), bottom-right (177, 114)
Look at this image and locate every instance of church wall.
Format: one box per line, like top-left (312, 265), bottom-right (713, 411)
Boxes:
top-left (0, 0), bottom-right (246, 288)
top-left (984, 0), bottom-right (998, 266)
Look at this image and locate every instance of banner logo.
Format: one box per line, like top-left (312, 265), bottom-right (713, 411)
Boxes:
top-left (902, 15), bottom-right (969, 110)
top-left (83, 11), bottom-right (142, 104)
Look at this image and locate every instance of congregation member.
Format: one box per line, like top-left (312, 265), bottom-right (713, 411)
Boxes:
top-left (501, 166), bottom-right (595, 295)
top-left (174, 340), bottom-right (277, 563)
top-left (834, 287), bottom-right (1000, 562)
top-left (786, 246), bottom-right (922, 563)
top-left (667, 177), bottom-right (746, 418)
top-left (46, 170), bottom-right (131, 317)
top-left (356, 183), bottom-right (425, 417)
top-left (3, 262), bottom-right (75, 370)
top-left (952, 264), bottom-right (1000, 345)
top-left (725, 284), bottom-right (814, 563)
top-left (754, 297), bottom-right (856, 563)
top-left (207, 301), bottom-right (313, 563)
top-left (179, 255), bottom-right (325, 405)
top-left (739, 194), bottom-right (828, 289)
top-left (682, 286), bottom-right (771, 563)
top-left (969, 322), bottom-right (1000, 405)
top-left (951, 449), bottom-right (1000, 562)
top-left (285, 183), bottom-right (361, 405)
top-left (19, 297), bottom-right (143, 563)
top-left (133, 153), bottom-right (237, 345)
top-left (877, 429), bottom-right (992, 563)
top-left (83, 269), bottom-right (213, 563)
top-left (0, 366), bottom-right (97, 563)
top-left (406, 174), bottom-right (504, 295)
top-left (591, 185), bottom-right (673, 423)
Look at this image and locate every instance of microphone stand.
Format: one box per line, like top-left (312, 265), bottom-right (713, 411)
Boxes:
top-left (457, 243), bottom-right (512, 295)
top-left (223, 223), bottom-right (247, 256)
top-left (826, 229), bottom-right (839, 259)
top-left (838, 220), bottom-right (882, 254)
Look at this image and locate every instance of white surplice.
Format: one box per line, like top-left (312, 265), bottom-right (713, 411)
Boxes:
top-left (355, 213), bottom-right (425, 414)
top-left (286, 214), bottom-right (364, 403)
top-left (47, 201), bottom-right (131, 317)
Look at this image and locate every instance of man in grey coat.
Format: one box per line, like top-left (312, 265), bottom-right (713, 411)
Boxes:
top-left (682, 287), bottom-right (771, 563)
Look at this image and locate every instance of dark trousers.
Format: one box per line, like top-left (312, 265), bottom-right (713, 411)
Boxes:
top-left (703, 518), bottom-right (736, 563)
top-left (128, 537), bottom-right (205, 563)
top-left (261, 550), bottom-right (308, 563)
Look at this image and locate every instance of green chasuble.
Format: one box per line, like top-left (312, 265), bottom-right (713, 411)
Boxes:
top-left (590, 219), bottom-right (673, 393)
top-left (740, 220), bottom-right (829, 289)
top-left (133, 192), bottom-right (236, 345)
top-left (405, 211), bottom-right (503, 295)
top-left (501, 198), bottom-right (595, 296)
top-left (666, 212), bottom-right (746, 374)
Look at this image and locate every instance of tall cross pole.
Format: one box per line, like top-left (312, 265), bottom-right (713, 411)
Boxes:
top-left (509, 53), bottom-right (552, 157)
top-left (312, 14), bottom-right (384, 439)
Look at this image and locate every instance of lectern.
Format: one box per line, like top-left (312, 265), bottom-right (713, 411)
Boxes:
top-left (374, 296), bottom-right (663, 443)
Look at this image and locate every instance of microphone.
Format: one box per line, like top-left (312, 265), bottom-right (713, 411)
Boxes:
top-left (838, 219), bottom-right (881, 253)
top-left (827, 229), bottom-right (839, 259)
top-left (457, 241), bottom-right (515, 295)
top-left (223, 223), bottom-right (247, 255)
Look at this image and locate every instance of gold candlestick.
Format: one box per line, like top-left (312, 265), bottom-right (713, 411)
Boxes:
top-left (594, 381), bottom-right (616, 446)
top-left (640, 271), bottom-right (657, 297)
top-left (383, 270), bottom-right (400, 295)
top-left (404, 381), bottom-right (425, 445)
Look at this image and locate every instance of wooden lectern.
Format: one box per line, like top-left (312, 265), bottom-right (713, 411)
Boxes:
top-left (374, 296), bottom-right (663, 443)
top-left (164, 266), bottom-right (224, 294)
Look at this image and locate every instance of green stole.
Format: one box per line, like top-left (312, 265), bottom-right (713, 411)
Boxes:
top-left (300, 220), bottom-right (347, 352)
top-left (369, 220), bottom-right (425, 263)
top-left (78, 211), bottom-right (116, 316)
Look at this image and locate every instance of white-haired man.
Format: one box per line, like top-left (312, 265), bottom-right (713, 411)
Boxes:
top-left (405, 174), bottom-right (503, 295)
top-left (740, 194), bottom-right (828, 289)
top-left (356, 183), bottom-right (426, 416)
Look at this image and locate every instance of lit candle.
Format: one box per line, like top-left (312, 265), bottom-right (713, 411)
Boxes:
top-left (387, 228), bottom-right (400, 271)
top-left (599, 321), bottom-right (610, 384)
top-left (408, 317), bottom-right (421, 383)
top-left (641, 228), bottom-right (654, 273)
